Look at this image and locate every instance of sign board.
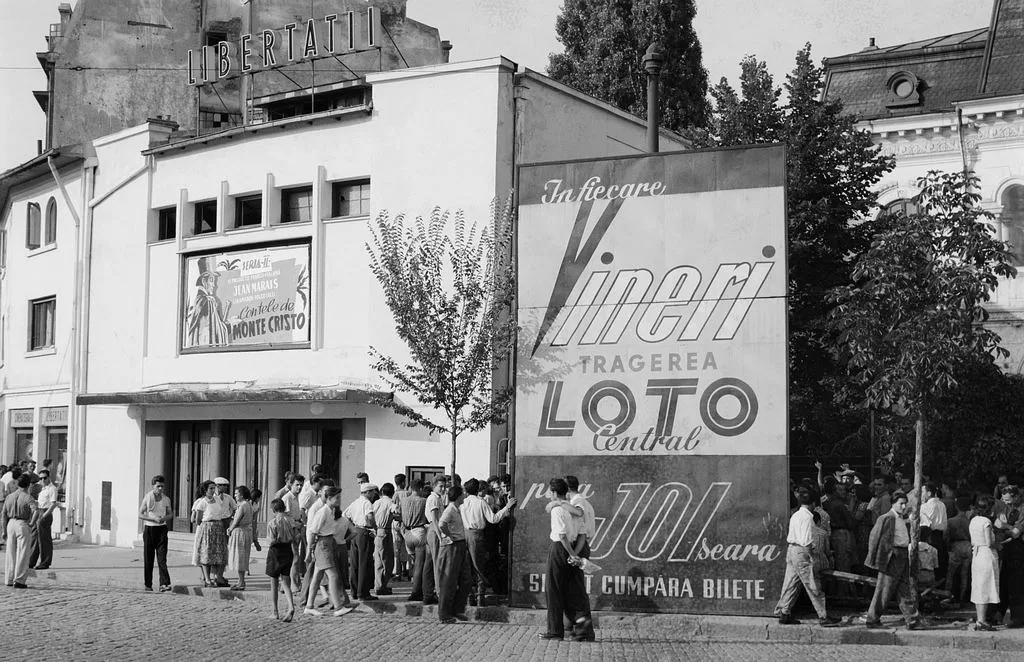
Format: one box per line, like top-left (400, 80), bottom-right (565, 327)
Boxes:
top-left (41, 407), bottom-right (68, 427)
top-left (512, 145), bottom-right (788, 615)
top-left (187, 8), bottom-right (381, 86)
top-left (181, 242), bottom-right (311, 352)
top-left (10, 409), bottom-right (34, 428)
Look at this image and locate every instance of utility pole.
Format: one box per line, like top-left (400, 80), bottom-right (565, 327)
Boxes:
top-left (643, 42), bottom-right (664, 153)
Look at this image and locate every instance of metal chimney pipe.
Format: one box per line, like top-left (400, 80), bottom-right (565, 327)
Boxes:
top-left (441, 40), bottom-right (452, 63)
top-left (643, 43), bottom-right (664, 153)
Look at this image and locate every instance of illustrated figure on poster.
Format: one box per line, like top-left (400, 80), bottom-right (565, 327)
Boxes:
top-left (186, 256), bottom-right (231, 346)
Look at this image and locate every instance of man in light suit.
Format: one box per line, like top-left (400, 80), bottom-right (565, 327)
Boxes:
top-left (862, 491), bottom-right (921, 629)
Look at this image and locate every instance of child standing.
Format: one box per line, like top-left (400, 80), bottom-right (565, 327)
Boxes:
top-left (266, 498), bottom-right (296, 622)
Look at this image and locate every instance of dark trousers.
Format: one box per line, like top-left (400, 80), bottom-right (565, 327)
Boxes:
top-left (29, 513), bottom-right (53, 569)
top-left (866, 547), bottom-right (919, 624)
top-left (349, 529), bottom-right (374, 598)
top-left (545, 541), bottom-right (593, 637)
top-left (436, 539), bottom-right (472, 620)
top-left (930, 529), bottom-right (948, 582)
top-left (465, 528), bottom-right (490, 599)
top-left (142, 524), bottom-right (170, 588)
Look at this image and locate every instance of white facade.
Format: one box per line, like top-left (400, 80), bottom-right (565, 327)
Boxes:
top-left (52, 57), bottom-right (685, 546)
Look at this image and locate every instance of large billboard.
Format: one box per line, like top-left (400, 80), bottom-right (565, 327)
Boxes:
top-left (512, 145), bottom-right (788, 615)
top-left (181, 242), bottom-right (311, 352)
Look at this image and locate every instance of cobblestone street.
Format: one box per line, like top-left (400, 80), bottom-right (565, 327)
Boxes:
top-left (1, 584), bottom-right (1020, 661)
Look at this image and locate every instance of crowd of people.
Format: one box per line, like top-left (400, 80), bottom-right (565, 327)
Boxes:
top-left (138, 465), bottom-right (523, 624)
top-left (0, 460), bottom-right (60, 588)
top-left (776, 463), bottom-right (1024, 631)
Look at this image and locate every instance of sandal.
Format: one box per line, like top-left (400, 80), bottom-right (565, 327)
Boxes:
top-left (974, 621), bottom-right (995, 631)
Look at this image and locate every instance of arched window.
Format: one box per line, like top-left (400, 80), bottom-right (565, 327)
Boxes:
top-left (883, 198), bottom-right (919, 217)
top-left (45, 197), bottom-right (57, 245)
top-left (1000, 184), bottom-right (1024, 267)
top-left (25, 202), bottom-right (41, 250)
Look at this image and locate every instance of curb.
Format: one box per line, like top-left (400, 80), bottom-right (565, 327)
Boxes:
top-left (23, 570), bottom-right (1017, 649)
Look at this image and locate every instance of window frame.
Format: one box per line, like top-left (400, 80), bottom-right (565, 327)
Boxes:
top-left (280, 186), bottom-right (313, 224)
top-left (28, 296), bottom-right (56, 352)
top-left (330, 179), bottom-right (371, 218)
top-left (193, 200), bottom-right (218, 236)
top-left (234, 193), bottom-right (263, 229)
top-left (157, 206), bottom-right (177, 241)
top-left (44, 197), bottom-right (57, 246)
top-left (26, 202), bottom-right (41, 250)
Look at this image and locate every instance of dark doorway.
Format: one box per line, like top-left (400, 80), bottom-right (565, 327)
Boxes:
top-left (320, 426), bottom-right (343, 483)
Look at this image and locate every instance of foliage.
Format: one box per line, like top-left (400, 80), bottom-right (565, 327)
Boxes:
top-left (366, 197), bottom-right (517, 475)
top-left (828, 171), bottom-right (1016, 417)
top-left (705, 44), bottom-right (894, 455)
top-left (547, 0), bottom-right (710, 132)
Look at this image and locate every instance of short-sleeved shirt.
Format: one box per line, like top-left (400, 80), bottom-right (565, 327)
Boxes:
top-left (299, 483), bottom-right (319, 511)
top-left (282, 491), bottom-right (303, 525)
top-left (401, 495), bottom-right (428, 529)
top-left (192, 497), bottom-right (220, 522)
top-left (343, 496), bottom-right (375, 528)
top-left (140, 491), bottom-right (172, 527)
top-left (38, 484), bottom-right (59, 510)
top-left (426, 492), bottom-right (444, 525)
top-left (267, 513), bottom-right (295, 545)
top-left (438, 503), bottom-right (466, 544)
top-left (786, 507), bottom-right (815, 546)
top-left (3, 491), bottom-right (36, 521)
top-left (549, 502), bottom-right (576, 542)
top-left (372, 495), bottom-right (395, 531)
top-left (570, 493), bottom-right (596, 540)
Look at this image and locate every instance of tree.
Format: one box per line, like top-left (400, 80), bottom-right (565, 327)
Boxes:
top-left (547, 0), bottom-right (710, 132)
top-left (708, 45), bottom-right (894, 460)
top-left (365, 198), bottom-right (517, 477)
top-left (828, 170), bottom-right (1017, 588)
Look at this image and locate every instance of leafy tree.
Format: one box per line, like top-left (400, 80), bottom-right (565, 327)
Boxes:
top-left (828, 170), bottom-right (1016, 586)
top-left (708, 45), bottom-right (894, 459)
top-left (547, 0), bottom-right (710, 132)
top-left (366, 198), bottom-right (517, 477)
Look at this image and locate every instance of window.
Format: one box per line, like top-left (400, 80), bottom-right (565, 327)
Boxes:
top-left (883, 198), bottom-right (919, 217)
top-left (1001, 185), bottom-right (1024, 267)
top-left (157, 207), bottom-right (177, 241)
top-left (281, 186), bottom-right (313, 224)
top-left (886, 71), bottom-right (921, 108)
top-left (26, 202), bottom-right (41, 249)
top-left (194, 200), bottom-right (217, 235)
top-left (29, 296), bottom-right (56, 351)
top-left (235, 194), bottom-right (263, 228)
top-left (331, 179), bottom-right (370, 217)
top-left (45, 197), bottom-right (57, 245)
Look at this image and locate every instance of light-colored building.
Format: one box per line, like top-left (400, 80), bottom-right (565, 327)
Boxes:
top-left (823, 0), bottom-right (1024, 371)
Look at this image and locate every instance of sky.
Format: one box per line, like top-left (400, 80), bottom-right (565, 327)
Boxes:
top-left (0, 0), bottom-right (995, 170)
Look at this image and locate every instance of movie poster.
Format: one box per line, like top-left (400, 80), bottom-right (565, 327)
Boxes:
top-left (181, 243), bottom-right (311, 352)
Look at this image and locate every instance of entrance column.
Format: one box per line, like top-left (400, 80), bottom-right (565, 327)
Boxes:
top-left (268, 419), bottom-right (283, 492)
top-left (210, 420), bottom-right (228, 478)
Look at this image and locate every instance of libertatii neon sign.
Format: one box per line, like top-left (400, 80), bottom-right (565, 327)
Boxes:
top-left (186, 7), bottom-right (380, 86)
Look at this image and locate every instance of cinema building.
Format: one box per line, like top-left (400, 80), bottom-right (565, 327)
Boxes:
top-left (0, 2), bottom-right (686, 546)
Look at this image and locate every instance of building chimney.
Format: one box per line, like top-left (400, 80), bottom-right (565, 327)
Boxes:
top-left (58, 3), bottom-right (72, 27)
top-left (37, 140), bottom-right (43, 155)
top-left (862, 37), bottom-right (879, 52)
top-left (441, 40), bottom-right (452, 63)
top-left (643, 42), bottom-right (664, 153)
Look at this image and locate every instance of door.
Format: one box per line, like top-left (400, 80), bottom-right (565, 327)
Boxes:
top-left (171, 422), bottom-right (212, 532)
top-left (320, 425), bottom-right (343, 484)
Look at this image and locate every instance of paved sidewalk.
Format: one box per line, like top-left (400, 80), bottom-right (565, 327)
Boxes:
top-left (14, 541), bottom-right (1024, 651)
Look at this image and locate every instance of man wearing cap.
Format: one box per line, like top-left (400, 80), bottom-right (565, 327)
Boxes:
top-left (2, 475), bottom-right (38, 588)
top-left (213, 477), bottom-right (236, 588)
top-left (343, 483), bottom-right (378, 600)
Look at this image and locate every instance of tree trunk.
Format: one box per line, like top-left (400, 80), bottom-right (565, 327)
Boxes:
top-left (450, 431), bottom-right (458, 480)
top-left (908, 412), bottom-right (924, 599)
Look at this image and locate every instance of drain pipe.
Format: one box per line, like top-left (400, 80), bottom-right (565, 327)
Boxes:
top-left (49, 154), bottom-right (87, 539)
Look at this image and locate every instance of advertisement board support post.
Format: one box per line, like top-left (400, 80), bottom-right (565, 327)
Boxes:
top-left (643, 43), bottom-right (664, 153)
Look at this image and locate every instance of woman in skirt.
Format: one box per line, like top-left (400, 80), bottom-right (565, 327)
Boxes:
top-left (971, 495), bottom-right (1000, 630)
top-left (227, 485), bottom-right (256, 590)
top-left (304, 486), bottom-right (351, 616)
top-left (192, 480), bottom-right (228, 587)
top-left (265, 498), bottom-right (296, 622)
